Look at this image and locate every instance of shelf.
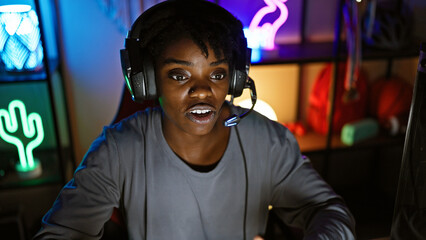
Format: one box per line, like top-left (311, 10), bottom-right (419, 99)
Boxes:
top-left (296, 131), bottom-right (405, 154)
top-left (0, 71), bottom-right (47, 82)
top-left (0, 58), bottom-right (59, 82)
top-left (362, 44), bottom-right (420, 61)
top-left (253, 42), bottom-right (339, 65)
top-left (253, 41), bottom-right (420, 65)
top-left (0, 149), bottom-right (63, 189)
top-left (295, 131), bottom-right (328, 153)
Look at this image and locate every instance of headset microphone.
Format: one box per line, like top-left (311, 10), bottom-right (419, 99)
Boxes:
top-left (224, 77), bottom-right (257, 127)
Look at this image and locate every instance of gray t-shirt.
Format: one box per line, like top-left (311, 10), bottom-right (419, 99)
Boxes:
top-left (34, 106), bottom-right (355, 239)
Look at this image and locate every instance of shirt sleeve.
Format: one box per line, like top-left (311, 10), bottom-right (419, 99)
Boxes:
top-left (270, 129), bottom-right (356, 239)
top-left (33, 128), bottom-right (121, 239)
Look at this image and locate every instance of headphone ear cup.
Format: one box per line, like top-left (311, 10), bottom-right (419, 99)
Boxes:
top-left (229, 47), bottom-right (251, 98)
top-left (120, 48), bottom-right (135, 97)
top-left (120, 48), bottom-right (146, 102)
top-left (141, 53), bottom-right (157, 100)
top-left (229, 70), bottom-right (247, 98)
top-left (120, 39), bottom-right (157, 102)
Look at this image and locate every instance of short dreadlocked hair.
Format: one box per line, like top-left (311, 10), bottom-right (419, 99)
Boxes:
top-left (130, 0), bottom-right (246, 66)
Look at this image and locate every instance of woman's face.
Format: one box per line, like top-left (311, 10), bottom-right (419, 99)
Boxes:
top-left (156, 37), bottom-right (230, 137)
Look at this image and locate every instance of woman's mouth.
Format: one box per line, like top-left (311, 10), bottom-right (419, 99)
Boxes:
top-left (186, 106), bottom-right (216, 124)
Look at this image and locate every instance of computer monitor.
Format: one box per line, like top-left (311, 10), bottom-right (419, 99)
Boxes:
top-left (391, 42), bottom-right (426, 239)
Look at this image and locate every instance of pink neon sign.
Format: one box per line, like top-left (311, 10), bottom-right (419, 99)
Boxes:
top-left (248, 0), bottom-right (289, 50)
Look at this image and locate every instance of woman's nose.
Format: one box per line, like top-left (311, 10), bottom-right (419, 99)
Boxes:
top-left (188, 80), bottom-right (212, 99)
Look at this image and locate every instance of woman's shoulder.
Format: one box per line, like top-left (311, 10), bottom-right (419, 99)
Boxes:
top-left (106, 106), bottom-right (162, 137)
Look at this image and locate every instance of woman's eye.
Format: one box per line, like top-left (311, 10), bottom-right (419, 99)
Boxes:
top-left (168, 70), bottom-right (189, 81)
top-left (171, 75), bottom-right (187, 81)
top-left (211, 72), bottom-right (226, 80)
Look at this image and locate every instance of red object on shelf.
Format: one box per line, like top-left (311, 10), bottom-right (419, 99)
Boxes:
top-left (308, 63), bottom-right (368, 135)
top-left (283, 121), bottom-right (307, 136)
top-left (368, 76), bottom-right (413, 135)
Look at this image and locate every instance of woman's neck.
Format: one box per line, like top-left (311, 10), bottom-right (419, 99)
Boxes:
top-left (162, 103), bottom-right (231, 166)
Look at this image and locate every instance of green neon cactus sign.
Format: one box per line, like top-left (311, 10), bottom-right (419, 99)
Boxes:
top-left (0, 99), bottom-right (44, 176)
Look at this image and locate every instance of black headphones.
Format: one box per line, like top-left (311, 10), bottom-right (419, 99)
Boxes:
top-left (119, 0), bottom-right (252, 103)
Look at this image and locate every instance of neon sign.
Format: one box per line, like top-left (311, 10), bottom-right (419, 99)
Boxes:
top-left (246, 0), bottom-right (289, 50)
top-left (0, 99), bottom-right (44, 177)
top-left (0, 4), bottom-right (44, 71)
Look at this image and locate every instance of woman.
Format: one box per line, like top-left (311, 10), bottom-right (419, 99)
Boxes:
top-left (34, 0), bottom-right (355, 239)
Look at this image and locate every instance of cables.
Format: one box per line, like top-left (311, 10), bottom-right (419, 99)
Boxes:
top-left (235, 126), bottom-right (249, 240)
